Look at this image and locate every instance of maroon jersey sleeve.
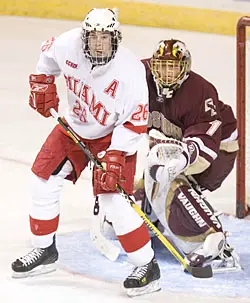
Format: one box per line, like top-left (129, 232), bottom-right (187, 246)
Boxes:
top-left (181, 73), bottom-right (223, 166)
top-left (218, 100), bottom-right (237, 141)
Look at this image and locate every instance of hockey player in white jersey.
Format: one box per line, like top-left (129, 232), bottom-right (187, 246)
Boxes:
top-left (11, 8), bottom-right (160, 297)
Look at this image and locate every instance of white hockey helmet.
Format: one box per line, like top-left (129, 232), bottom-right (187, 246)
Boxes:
top-left (82, 8), bottom-right (122, 65)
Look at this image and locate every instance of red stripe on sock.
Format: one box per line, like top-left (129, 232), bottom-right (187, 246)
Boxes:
top-left (30, 215), bottom-right (59, 236)
top-left (117, 223), bottom-right (150, 253)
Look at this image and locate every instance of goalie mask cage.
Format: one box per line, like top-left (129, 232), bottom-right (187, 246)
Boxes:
top-left (236, 16), bottom-right (250, 218)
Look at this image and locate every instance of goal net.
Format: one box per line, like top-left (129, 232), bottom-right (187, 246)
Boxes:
top-left (236, 16), bottom-right (250, 218)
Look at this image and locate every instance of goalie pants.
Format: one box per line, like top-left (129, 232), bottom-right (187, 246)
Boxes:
top-left (29, 124), bottom-right (154, 266)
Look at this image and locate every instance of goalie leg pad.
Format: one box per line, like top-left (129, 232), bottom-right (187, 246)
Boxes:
top-left (167, 176), bottom-right (223, 238)
top-left (144, 175), bottom-right (224, 254)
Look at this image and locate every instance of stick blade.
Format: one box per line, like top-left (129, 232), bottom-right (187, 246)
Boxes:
top-left (185, 264), bottom-right (213, 278)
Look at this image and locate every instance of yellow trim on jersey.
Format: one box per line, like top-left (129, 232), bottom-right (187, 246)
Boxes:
top-left (220, 140), bottom-right (239, 152)
top-left (0, 0), bottom-right (249, 36)
top-left (133, 177), bottom-right (144, 191)
top-left (185, 156), bottom-right (210, 175)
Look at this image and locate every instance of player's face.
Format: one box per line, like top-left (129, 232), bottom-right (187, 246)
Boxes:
top-left (88, 31), bottom-right (112, 59)
top-left (152, 59), bottom-right (182, 86)
top-left (158, 61), bottom-right (181, 84)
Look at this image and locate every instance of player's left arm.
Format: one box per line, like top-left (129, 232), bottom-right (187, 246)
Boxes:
top-left (97, 69), bottom-right (149, 192)
top-left (99, 102), bottom-right (148, 191)
top-left (108, 76), bottom-right (149, 156)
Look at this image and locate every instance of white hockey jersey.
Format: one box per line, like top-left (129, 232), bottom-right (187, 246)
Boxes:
top-left (36, 28), bottom-right (149, 155)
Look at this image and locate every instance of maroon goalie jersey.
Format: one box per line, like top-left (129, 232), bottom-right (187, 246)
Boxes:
top-left (142, 58), bottom-right (238, 190)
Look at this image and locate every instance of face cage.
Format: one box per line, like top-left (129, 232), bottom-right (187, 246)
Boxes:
top-left (82, 30), bottom-right (121, 66)
top-left (150, 59), bottom-right (189, 90)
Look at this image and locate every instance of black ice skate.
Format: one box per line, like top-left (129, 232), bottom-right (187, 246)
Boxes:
top-left (123, 257), bottom-right (161, 297)
top-left (11, 238), bottom-right (58, 278)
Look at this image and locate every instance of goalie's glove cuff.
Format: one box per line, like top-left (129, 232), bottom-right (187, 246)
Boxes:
top-left (154, 140), bottom-right (198, 182)
top-left (151, 153), bottom-right (188, 183)
top-left (146, 133), bottom-right (199, 183)
top-left (183, 139), bottom-right (199, 166)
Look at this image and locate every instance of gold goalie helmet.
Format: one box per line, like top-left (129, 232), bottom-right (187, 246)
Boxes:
top-left (150, 39), bottom-right (191, 91)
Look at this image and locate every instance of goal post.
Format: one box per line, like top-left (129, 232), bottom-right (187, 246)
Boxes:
top-left (236, 16), bottom-right (250, 218)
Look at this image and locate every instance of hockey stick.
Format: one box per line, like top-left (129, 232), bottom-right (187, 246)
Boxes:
top-left (50, 108), bottom-right (212, 278)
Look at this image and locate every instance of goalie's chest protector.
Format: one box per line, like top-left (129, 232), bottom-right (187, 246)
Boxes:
top-left (147, 83), bottom-right (184, 141)
top-left (146, 70), bottom-right (207, 141)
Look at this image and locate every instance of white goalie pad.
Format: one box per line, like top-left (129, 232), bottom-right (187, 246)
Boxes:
top-left (144, 164), bottom-right (170, 224)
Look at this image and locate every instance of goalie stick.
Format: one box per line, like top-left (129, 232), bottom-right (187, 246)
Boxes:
top-left (89, 211), bottom-right (121, 262)
top-left (50, 108), bottom-right (213, 279)
top-left (90, 196), bottom-right (120, 262)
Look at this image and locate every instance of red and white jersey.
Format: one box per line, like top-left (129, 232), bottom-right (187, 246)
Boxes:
top-left (36, 28), bottom-right (149, 155)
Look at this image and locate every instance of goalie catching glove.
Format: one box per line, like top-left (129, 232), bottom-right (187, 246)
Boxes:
top-left (147, 130), bottom-right (199, 183)
top-left (29, 74), bottom-right (59, 117)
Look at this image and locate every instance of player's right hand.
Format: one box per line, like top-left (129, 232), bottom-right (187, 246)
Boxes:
top-left (98, 150), bottom-right (126, 192)
top-left (29, 74), bottom-right (59, 118)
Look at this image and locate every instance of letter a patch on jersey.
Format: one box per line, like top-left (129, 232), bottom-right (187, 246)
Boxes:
top-left (104, 80), bottom-right (119, 98)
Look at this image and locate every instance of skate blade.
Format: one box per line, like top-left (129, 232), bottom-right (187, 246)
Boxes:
top-left (12, 263), bottom-right (57, 279)
top-left (126, 280), bottom-right (161, 297)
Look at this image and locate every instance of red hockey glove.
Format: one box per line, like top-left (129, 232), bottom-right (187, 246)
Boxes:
top-left (29, 74), bottom-right (59, 118)
top-left (100, 150), bottom-right (126, 191)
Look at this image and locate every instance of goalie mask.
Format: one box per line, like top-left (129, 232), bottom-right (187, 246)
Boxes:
top-left (82, 8), bottom-right (122, 66)
top-left (150, 39), bottom-right (191, 93)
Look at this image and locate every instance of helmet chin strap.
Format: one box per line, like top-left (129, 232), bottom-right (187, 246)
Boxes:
top-left (153, 76), bottom-right (175, 100)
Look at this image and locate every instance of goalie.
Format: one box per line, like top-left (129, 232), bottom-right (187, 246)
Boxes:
top-left (135, 39), bottom-right (241, 272)
top-left (97, 39), bottom-right (241, 273)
